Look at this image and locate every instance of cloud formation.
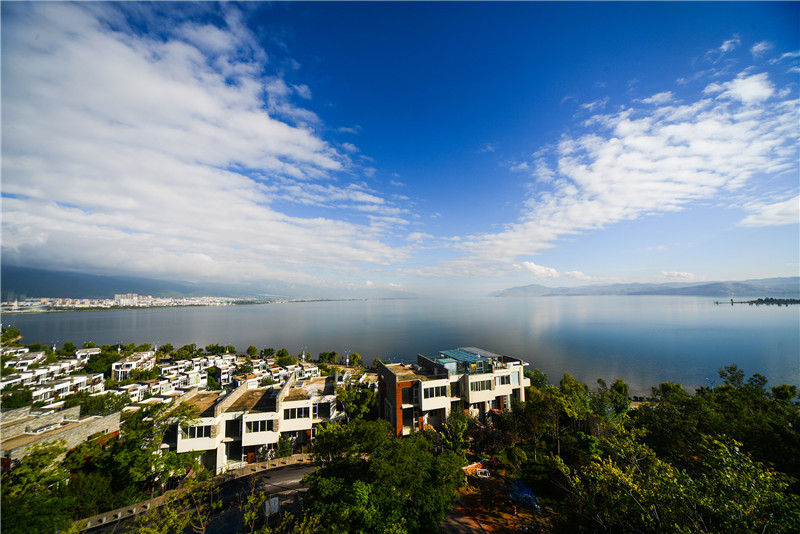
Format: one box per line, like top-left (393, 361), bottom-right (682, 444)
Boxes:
top-left (2, 3), bottom-right (409, 286)
top-left (455, 69), bottom-right (798, 266)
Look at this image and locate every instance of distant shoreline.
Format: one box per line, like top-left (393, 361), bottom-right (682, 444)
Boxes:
top-left (0, 297), bottom-right (414, 315)
top-left (715, 298), bottom-right (800, 306)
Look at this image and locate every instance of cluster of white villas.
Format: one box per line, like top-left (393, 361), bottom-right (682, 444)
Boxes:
top-left (1, 348), bottom-right (105, 405)
top-left (2, 343), bottom-right (532, 477)
top-left (171, 370), bottom-right (352, 474)
top-left (1, 345), bottom-right (321, 412)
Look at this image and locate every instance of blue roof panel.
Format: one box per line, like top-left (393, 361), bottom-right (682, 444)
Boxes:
top-left (439, 349), bottom-right (485, 363)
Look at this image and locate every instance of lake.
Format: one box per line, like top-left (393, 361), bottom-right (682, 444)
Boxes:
top-left (5, 296), bottom-right (799, 396)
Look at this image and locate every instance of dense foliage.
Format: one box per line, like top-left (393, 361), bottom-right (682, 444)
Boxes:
top-left (0, 402), bottom-right (202, 534)
top-left (300, 420), bottom-right (466, 533)
top-left (501, 365), bottom-right (800, 533)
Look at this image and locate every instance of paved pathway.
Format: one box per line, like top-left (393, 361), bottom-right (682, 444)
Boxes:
top-left (76, 453), bottom-right (315, 531)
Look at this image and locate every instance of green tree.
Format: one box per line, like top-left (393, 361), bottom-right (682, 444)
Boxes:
top-left (441, 409), bottom-right (471, 456)
top-left (525, 368), bottom-right (550, 389)
top-left (0, 441), bottom-right (74, 534)
top-left (206, 366), bottom-right (221, 390)
top-left (349, 352), bottom-right (362, 368)
top-left (1, 388), bottom-right (33, 410)
top-left (551, 432), bottom-right (800, 533)
top-left (336, 382), bottom-right (377, 421)
top-left (238, 476), bottom-right (268, 534)
top-left (318, 351), bottom-right (338, 364)
top-left (134, 477), bottom-right (221, 534)
top-left (276, 433), bottom-right (294, 458)
top-left (772, 384), bottom-right (798, 405)
top-left (246, 345), bottom-right (258, 358)
top-left (205, 344), bottom-right (225, 355)
top-left (1, 326), bottom-right (21, 344)
top-left (59, 341), bottom-right (77, 356)
top-left (276, 353), bottom-right (297, 368)
top-left (303, 419), bottom-right (464, 533)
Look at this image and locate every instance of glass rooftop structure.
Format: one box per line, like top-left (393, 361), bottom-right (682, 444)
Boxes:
top-left (436, 348), bottom-right (494, 375)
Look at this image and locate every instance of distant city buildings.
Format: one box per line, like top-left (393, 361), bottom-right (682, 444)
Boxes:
top-left (0, 293), bottom-right (250, 313)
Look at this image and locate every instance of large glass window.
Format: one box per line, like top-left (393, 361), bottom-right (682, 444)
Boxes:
top-left (424, 385), bottom-right (447, 398)
top-left (470, 380), bottom-right (492, 392)
top-left (246, 420), bottom-right (273, 433)
top-left (184, 425), bottom-right (211, 439)
top-left (495, 375), bottom-right (511, 386)
top-left (283, 407), bottom-right (310, 419)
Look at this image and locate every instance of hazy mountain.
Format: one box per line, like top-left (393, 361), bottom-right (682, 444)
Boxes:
top-left (0, 265), bottom-right (415, 301)
top-left (1, 265), bottom-right (222, 301)
top-left (490, 277), bottom-right (800, 298)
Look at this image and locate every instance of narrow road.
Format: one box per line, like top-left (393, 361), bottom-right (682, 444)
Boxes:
top-left (85, 464), bottom-right (315, 533)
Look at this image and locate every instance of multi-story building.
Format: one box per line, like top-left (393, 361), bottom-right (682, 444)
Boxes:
top-left (377, 347), bottom-right (530, 436)
top-left (111, 351), bottom-right (156, 381)
top-left (30, 374), bottom-right (105, 403)
top-left (5, 351), bottom-right (47, 371)
top-left (173, 371), bottom-right (344, 474)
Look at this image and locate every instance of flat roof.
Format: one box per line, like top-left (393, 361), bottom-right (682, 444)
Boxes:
top-left (185, 391), bottom-right (222, 417)
top-left (300, 376), bottom-right (337, 396)
top-left (384, 363), bottom-right (434, 382)
top-left (1, 420), bottom-right (86, 451)
top-left (225, 390), bottom-right (275, 414)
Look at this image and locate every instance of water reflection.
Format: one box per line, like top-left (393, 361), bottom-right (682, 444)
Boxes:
top-left (7, 296), bottom-right (798, 396)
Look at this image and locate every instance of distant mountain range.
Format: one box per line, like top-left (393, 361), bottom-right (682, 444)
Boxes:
top-left (490, 277), bottom-right (800, 298)
top-left (0, 265), bottom-right (232, 301)
top-left (0, 265), bottom-right (414, 301)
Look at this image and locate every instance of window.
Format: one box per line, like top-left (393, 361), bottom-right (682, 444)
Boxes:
top-left (184, 425), bottom-right (211, 439)
top-left (283, 407), bottom-right (310, 419)
top-left (246, 420), bottom-right (273, 433)
top-left (495, 375), bottom-right (511, 386)
top-left (424, 385), bottom-right (447, 398)
top-left (470, 380), bottom-right (492, 392)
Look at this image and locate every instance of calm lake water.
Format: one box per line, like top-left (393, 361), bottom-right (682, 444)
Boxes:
top-left (6, 296), bottom-right (799, 395)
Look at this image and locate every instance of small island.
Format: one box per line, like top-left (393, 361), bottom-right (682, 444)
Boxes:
top-left (715, 297), bottom-right (800, 306)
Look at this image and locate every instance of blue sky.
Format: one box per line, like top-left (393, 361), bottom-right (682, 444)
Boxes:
top-left (2, 2), bottom-right (798, 297)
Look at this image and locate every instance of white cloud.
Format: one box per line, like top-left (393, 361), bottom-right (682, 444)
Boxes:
top-left (719, 37), bottom-right (740, 53)
top-left (740, 196), bottom-right (800, 227)
top-left (292, 84), bottom-right (312, 99)
top-left (510, 162), bottom-right (530, 172)
top-left (341, 142), bottom-right (359, 153)
top-left (769, 50), bottom-right (800, 64)
top-left (519, 261), bottom-right (560, 279)
top-left (640, 91), bottom-right (674, 105)
top-left (1, 3), bottom-right (409, 285)
top-left (704, 72), bottom-right (775, 104)
top-left (706, 36), bottom-right (740, 63)
top-left (661, 271), bottom-right (697, 281)
top-left (565, 270), bottom-right (593, 281)
top-left (452, 68), bottom-right (798, 264)
top-left (751, 41), bottom-right (773, 58)
top-left (581, 97), bottom-right (609, 112)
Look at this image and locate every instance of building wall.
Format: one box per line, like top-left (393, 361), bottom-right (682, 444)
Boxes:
top-left (1, 405), bottom-right (81, 438)
top-left (3, 411), bottom-right (120, 465)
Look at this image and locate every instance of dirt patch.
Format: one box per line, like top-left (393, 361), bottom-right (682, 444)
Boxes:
top-left (447, 473), bottom-right (554, 533)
